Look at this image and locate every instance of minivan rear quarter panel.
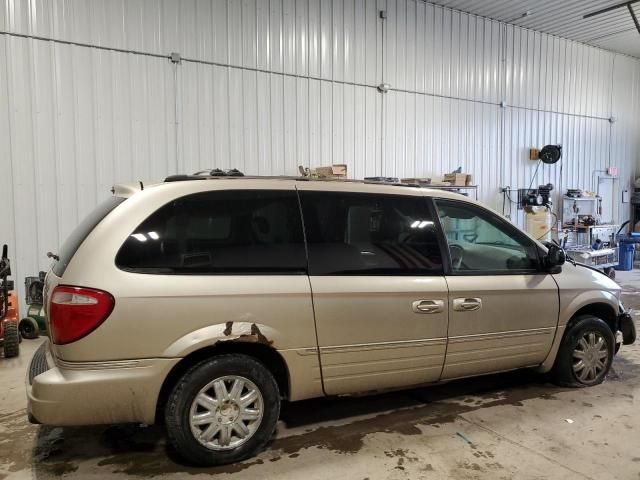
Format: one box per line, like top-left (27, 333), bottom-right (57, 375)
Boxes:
top-left (48, 180), bottom-right (322, 399)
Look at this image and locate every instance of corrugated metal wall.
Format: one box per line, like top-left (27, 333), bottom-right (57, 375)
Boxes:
top-left (1, 0), bottom-right (640, 310)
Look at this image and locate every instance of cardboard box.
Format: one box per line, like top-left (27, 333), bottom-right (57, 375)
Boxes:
top-left (331, 164), bottom-right (347, 178)
top-left (314, 166), bottom-right (334, 178)
top-left (443, 173), bottom-right (470, 186)
top-left (313, 164), bottom-right (348, 179)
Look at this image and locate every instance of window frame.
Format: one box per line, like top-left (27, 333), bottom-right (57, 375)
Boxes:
top-left (297, 190), bottom-right (445, 276)
top-left (430, 197), bottom-right (545, 276)
top-left (115, 189), bottom-right (308, 276)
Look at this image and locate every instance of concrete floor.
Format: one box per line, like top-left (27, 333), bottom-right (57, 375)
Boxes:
top-left (2, 271), bottom-right (640, 480)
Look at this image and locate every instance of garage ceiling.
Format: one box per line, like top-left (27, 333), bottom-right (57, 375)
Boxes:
top-left (429, 0), bottom-right (640, 58)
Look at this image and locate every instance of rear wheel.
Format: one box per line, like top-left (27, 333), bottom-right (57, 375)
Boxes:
top-left (19, 317), bottom-right (39, 339)
top-left (165, 354), bottom-right (280, 466)
top-left (2, 320), bottom-right (20, 358)
top-left (553, 316), bottom-right (614, 387)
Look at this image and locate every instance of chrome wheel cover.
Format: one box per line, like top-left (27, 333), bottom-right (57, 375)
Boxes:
top-left (572, 331), bottom-right (609, 383)
top-left (189, 375), bottom-right (264, 451)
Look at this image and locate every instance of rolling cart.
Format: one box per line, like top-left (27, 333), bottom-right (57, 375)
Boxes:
top-left (565, 246), bottom-right (618, 279)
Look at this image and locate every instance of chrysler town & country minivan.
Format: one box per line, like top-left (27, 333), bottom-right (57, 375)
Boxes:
top-left (26, 175), bottom-right (636, 465)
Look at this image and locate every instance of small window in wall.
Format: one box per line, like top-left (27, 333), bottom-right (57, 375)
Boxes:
top-left (116, 190), bottom-right (307, 274)
top-left (435, 199), bottom-right (540, 274)
top-left (299, 191), bottom-right (443, 275)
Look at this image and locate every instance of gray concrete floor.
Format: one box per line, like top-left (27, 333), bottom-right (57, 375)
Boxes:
top-left (2, 271), bottom-right (640, 480)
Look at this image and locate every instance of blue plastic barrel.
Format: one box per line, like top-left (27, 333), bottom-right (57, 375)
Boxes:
top-left (616, 243), bottom-right (636, 271)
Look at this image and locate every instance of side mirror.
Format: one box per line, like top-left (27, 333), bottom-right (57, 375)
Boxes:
top-left (544, 244), bottom-right (565, 273)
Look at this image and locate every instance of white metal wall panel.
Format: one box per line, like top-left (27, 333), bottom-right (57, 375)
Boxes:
top-left (0, 33), bottom-right (175, 309)
top-left (178, 60), bottom-right (382, 178)
top-left (385, 0), bottom-right (501, 103)
top-left (0, 0), bottom-right (382, 84)
top-left (610, 55), bottom-right (640, 221)
top-left (383, 92), bottom-right (500, 202)
top-left (504, 25), bottom-right (614, 118)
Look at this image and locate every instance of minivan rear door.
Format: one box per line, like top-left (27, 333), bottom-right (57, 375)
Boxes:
top-left (297, 185), bottom-right (449, 395)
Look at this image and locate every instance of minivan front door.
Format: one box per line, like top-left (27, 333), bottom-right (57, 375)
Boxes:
top-left (434, 199), bottom-right (559, 379)
top-left (298, 186), bottom-right (449, 395)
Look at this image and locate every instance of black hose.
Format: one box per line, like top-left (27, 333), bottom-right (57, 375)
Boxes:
top-left (617, 220), bottom-right (630, 236)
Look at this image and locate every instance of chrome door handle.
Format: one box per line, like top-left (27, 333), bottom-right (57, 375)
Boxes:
top-left (453, 297), bottom-right (482, 312)
top-left (412, 299), bottom-right (444, 314)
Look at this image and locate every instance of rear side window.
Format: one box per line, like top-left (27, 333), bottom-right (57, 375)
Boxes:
top-left (53, 196), bottom-right (126, 277)
top-left (299, 191), bottom-right (443, 275)
top-left (116, 190), bottom-right (306, 274)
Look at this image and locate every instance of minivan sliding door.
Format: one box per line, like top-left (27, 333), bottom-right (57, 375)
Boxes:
top-left (297, 186), bottom-right (449, 395)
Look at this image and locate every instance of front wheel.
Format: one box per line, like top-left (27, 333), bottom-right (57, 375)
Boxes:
top-left (553, 316), bottom-right (614, 387)
top-left (165, 354), bottom-right (280, 466)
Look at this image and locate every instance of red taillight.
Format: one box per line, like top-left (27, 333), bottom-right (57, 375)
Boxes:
top-left (49, 286), bottom-right (115, 345)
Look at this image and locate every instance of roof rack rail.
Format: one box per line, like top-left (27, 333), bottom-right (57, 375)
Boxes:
top-left (163, 171), bottom-right (422, 189)
top-left (165, 168), bottom-right (245, 182)
top-left (361, 177), bottom-right (421, 188)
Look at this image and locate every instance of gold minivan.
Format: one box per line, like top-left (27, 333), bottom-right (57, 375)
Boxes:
top-left (26, 175), bottom-right (636, 465)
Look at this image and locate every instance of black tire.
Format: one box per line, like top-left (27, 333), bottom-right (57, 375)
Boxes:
top-left (19, 317), bottom-right (39, 339)
top-left (553, 315), bottom-right (614, 387)
top-left (3, 320), bottom-right (20, 358)
top-left (165, 354), bottom-right (280, 466)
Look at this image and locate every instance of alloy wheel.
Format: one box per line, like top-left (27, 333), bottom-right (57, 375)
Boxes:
top-left (188, 375), bottom-right (264, 451)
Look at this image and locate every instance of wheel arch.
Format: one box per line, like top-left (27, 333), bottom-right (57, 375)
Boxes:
top-left (538, 301), bottom-right (619, 374)
top-left (155, 341), bottom-right (290, 424)
top-left (567, 302), bottom-right (618, 335)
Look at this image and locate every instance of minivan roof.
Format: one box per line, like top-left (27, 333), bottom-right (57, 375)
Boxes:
top-left (112, 174), bottom-right (473, 201)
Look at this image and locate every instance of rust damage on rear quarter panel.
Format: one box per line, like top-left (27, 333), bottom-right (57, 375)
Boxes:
top-left (217, 322), bottom-right (274, 346)
top-left (238, 324), bottom-right (273, 346)
top-left (223, 321), bottom-right (233, 336)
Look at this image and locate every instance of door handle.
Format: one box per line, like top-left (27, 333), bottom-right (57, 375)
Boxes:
top-left (412, 299), bottom-right (444, 314)
top-left (453, 297), bottom-right (482, 312)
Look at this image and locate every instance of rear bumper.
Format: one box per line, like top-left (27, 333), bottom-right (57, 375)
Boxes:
top-left (619, 311), bottom-right (636, 345)
top-left (26, 340), bottom-right (179, 426)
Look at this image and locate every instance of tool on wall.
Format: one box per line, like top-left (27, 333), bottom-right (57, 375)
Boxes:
top-left (538, 145), bottom-right (562, 165)
top-left (501, 145), bottom-right (562, 240)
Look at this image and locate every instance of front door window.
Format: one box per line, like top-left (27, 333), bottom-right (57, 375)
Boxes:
top-left (435, 199), bottom-right (540, 274)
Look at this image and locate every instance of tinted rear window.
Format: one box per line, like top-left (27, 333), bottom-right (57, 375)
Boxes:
top-left (299, 191), bottom-right (443, 275)
top-left (116, 190), bottom-right (306, 274)
top-left (53, 196), bottom-right (126, 277)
